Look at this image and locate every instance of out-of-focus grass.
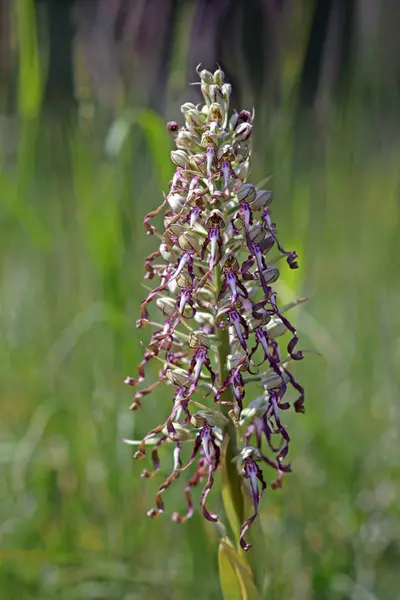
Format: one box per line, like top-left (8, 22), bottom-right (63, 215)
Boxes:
top-left (1, 106), bottom-right (399, 599)
top-left (1, 10), bottom-right (400, 598)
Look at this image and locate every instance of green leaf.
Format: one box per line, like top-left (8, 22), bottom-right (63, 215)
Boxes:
top-left (219, 537), bottom-right (262, 600)
top-left (219, 538), bottom-right (242, 600)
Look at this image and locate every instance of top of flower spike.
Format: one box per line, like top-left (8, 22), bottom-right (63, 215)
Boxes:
top-left (126, 65), bottom-right (307, 552)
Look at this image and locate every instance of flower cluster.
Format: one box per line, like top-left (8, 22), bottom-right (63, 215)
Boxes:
top-left (125, 66), bottom-right (306, 551)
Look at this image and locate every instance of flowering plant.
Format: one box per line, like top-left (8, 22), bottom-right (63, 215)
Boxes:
top-left (125, 65), bottom-right (307, 584)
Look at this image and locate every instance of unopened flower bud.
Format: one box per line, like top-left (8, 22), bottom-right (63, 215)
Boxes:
top-left (189, 153), bottom-right (207, 175)
top-left (229, 112), bottom-right (239, 130)
top-left (176, 130), bottom-right (199, 150)
top-left (166, 368), bottom-right (189, 386)
top-left (250, 189), bottom-right (273, 210)
top-left (188, 330), bottom-right (211, 349)
top-left (156, 297), bottom-right (176, 316)
top-left (196, 65), bottom-right (214, 85)
top-left (167, 279), bottom-right (178, 295)
top-left (180, 102), bottom-right (197, 113)
top-left (176, 270), bottom-right (193, 288)
top-left (265, 316), bottom-right (287, 338)
top-left (171, 149), bottom-right (189, 168)
top-left (238, 109), bottom-right (252, 123)
top-left (213, 68), bottom-right (225, 86)
top-left (260, 266), bottom-right (280, 284)
top-left (164, 222), bottom-right (186, 238)
top-left (209, 86), bottom-right (223, 106)
top-left (219, 293), bottom-right (241, 310)
top-left (186, 108), bottom-right (205, 128)
top-left (227, 353), bottom-right (249, 371)
top-left (237, 183), bottom-right (257, 204)
top-left (248, 224), bottom-right (266, 244)
top-left (168, 193), bottom-right (186, 212)
top-left (261, 370), bottom-right (289, 391)
top-left (194, 311), bottom-right (215, 326)
top-left (251, 304), bottom-right (271, 324)
top-left (159, 242), bottom-right (176, 262)
top-left (248, 312), bottom-right (271, 329)
top-left (222, 83), bottom-right (232, 101)
top-left (164, 215), bottom-right (174, 229)
top-left (191, 410), bottom-right (228, 428)
top-left (156, 296), bottom-right (194, 319)
top-left (178, 231), bottom-right (202, 254)
top-left (234, 122), bottom-right (252, 141)
top-left (201, 83), bottom-right (211, 105)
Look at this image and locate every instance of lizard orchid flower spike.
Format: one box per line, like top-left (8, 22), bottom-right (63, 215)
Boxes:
top-left (124, 65), bottom-right (308, 552)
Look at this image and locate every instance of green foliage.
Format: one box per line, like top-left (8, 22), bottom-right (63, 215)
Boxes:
top-left (1, 15), bottom-right (400, 600)
top-left (105, 108), bottom-right (172, 189)
top-left (219, 537), bottom-right (261, 600)
top-left (16, 0), bottom-right (43, 119)
top-left (1, 104), bottom-right (399, 599)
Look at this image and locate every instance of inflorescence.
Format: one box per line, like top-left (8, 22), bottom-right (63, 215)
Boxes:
top-left (125, 66), bottom-right (306, 551)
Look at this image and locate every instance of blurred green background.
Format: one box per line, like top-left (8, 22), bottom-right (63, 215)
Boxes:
top-left (1, 1), bottom-right (399, 599)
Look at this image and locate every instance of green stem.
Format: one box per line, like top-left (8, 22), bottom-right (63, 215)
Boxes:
top-left (214, 263), bottom-right (245, 539)
top-left (215, 264), bottom-right (262, 596)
